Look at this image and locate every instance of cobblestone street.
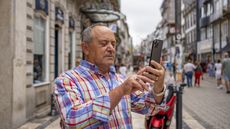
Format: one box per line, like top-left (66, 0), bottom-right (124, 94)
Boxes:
top-left (182, 75), bottom-right (230, 129)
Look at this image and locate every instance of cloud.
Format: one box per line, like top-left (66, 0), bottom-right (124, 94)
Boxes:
top-left (121, 0), bottom-right (162, 46)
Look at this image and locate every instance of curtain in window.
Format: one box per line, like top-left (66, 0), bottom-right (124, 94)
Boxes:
top-left (33, 16), bottom-right (46, 83)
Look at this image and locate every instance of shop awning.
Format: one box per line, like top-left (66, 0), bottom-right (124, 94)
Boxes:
top-left (80, 8), bottom-right (124, 22)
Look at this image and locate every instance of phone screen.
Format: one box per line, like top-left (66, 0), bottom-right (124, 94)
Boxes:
top-left (149, 39), bottom-right (163, 68)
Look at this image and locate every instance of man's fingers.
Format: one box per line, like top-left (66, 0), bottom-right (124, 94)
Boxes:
top-left (145, 66), bottom-right (161, 76)
top-left (150, 60), bottom-right (163, 70)
top-left (137, 67), bottom-right (146, 75)
top-left (136, 77), bottom-right (149, 91)
top-left (132, 79), bottom-right (144, 92)
top-left (137, 75), bottom-right (155, 84)
top-left (143, 72), bottom-right (161, 82)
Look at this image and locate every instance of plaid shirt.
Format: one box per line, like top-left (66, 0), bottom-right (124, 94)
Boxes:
top-left (54, 60), bottom-right (166, 129)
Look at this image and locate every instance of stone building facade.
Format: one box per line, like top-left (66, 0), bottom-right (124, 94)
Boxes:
top-left (210, 0), bottom-right (230, 61)
top-left (0, 0), bottom-right (83, 128)
top-left (0, 0), bottom-right (126, 128)
top-left (197, 0), bottom-right (230, 62)
top-left (183, 0), bottom-right (197, 61)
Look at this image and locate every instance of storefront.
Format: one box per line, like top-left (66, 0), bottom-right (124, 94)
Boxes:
top-left (197, 38), bottom-right (213, 62)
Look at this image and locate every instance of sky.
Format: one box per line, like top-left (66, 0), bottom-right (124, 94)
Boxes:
top-left (120, 0), bottom-right (162, 47)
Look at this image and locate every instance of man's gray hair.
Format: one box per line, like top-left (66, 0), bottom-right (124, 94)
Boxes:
top-left (82, 23), bottom-right (107, 43)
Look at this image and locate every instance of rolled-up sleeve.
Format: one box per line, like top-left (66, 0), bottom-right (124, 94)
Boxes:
top-left (54, 75), bottom-right (111, 128)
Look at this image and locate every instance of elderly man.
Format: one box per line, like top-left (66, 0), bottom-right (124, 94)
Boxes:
top-left (54, 23), bottom-right (166, 129)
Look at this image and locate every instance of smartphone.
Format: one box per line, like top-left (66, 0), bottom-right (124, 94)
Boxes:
top-left (149, 39), bottom-right (163, 68)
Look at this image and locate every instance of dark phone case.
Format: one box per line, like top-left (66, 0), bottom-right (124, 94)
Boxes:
top-left (149, 39), bottom-right (163, 67)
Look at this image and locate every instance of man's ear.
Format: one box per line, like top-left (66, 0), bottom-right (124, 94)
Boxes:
top-left (81, 42), bottom-right (89, 55)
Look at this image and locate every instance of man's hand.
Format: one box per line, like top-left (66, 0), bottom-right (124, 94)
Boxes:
top-left (109, 74), bottom-right (154, 110)
top-left (138, 60), bottom-right (165, 93)
top-left (109, 61), bottom-right (165, 110)
top-left (120, 74), bottom-right (154, 95)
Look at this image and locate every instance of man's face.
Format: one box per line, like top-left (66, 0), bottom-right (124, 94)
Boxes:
top-left (84, 26), bottom-right (116, 68)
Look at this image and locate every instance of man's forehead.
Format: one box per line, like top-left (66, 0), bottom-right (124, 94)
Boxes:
top-left (92, 26), bottom-right (115, 39)
top-left (93, 26), bottom-right (113, 33)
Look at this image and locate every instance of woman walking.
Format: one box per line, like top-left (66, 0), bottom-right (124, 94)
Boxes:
top-left (194, 62), bottom-right (203, 87)
top-left (215, 59), bottom-right (223, 89)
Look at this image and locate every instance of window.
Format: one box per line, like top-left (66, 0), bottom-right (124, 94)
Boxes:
top-left (185, 17), bottom-right (188, 29)
top-left (201, 28), bottom-right (206, 40)
top-left (221, 21), bottom-right (228, 41)
top-left (214, 25), bottom-right (219, 42)
top-left (201, 6), bottom-right (205, 18)
top-left (185, 34), bottom-right (188, 44)
top-left (192, 10), bottom-right (196, 25)
top-left (207, 25), bottom-right (213, 39)
top-left (222, 21), bottom-right (228, 48)
top-left (33, 16), bottom-right (47, 84)
top-left (194, 31), bottom-right (197, 42)
top-left (68, 32), bottom-right (73, 69)
top-left (189, 13), bottom-right (192, 28)
top-left (191, 30), bottom-right (194, 43)
top-left (207, 3), bottom-right (213, 16)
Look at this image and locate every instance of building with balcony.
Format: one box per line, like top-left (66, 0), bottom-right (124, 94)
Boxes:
top-left (182, 0), bottom-right (197, 61)
top-left (210, 0), bottom-right (230, 60)
top-left (160, 0), bottom-right (176, 63)
top-left (197, 0), bottom-right (214, 62)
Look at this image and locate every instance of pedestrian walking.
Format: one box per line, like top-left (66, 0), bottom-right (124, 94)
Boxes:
top-left (182, 63), bottom-right (186, 83)
top-left (208, 61), bottom-right (215, 78)
top-left (53, 24), bottom-right (167, 129)
top-left (119, 63), bottom-right (127, 78)
top-left (200, 61), bottom-right (205, 80)
top-left (184, 59), bottom-right (196, 87)
top-left (222, 52), bottom-right (230, 93)
top-left (165, 72), bottom-right (176, 86)
top-left (215, 59), bottom-right (223, 89)
top-left (194, 61), bottom-right (202, 87)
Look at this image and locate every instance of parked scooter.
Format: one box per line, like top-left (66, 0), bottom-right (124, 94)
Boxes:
top-left (145, 83), bottom-right (186, 129)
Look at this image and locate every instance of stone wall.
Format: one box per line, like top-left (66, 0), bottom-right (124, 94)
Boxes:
top-left (0, 1), bottom-right (13, 128)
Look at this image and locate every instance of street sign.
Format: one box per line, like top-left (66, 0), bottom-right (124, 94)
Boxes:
top-left (176, 34), bottom-right (181, 40)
